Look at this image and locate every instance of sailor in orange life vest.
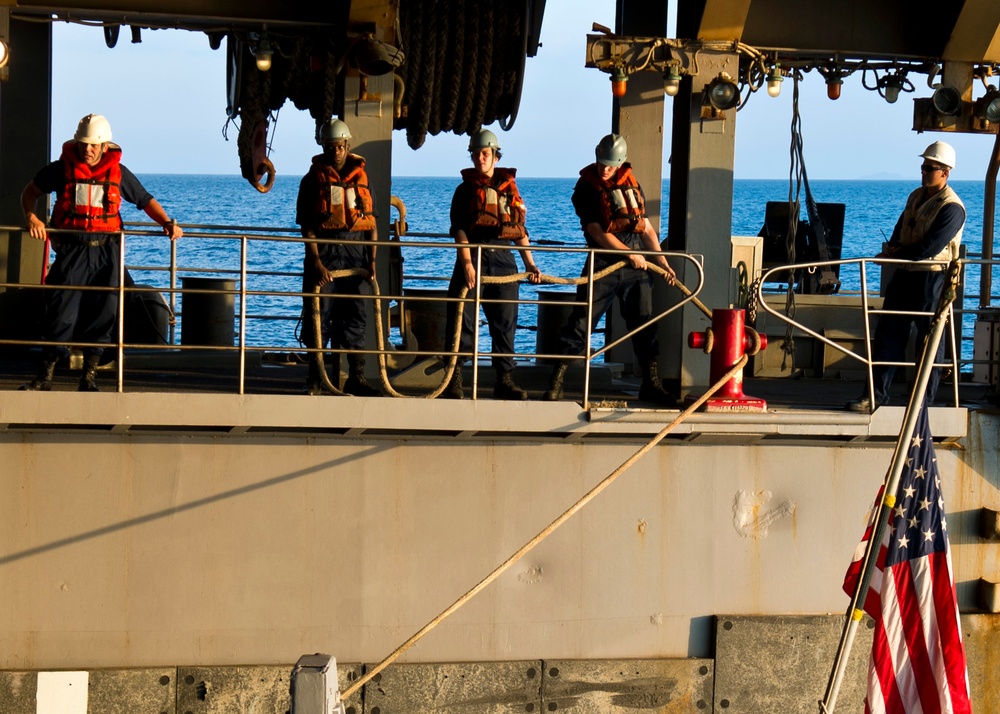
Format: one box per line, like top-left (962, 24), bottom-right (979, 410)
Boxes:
top-left (19, 113), bottom-right (183, 392)
top-left (845, 141), bottom-right (965, 412)
top-left (442, 129), bottom-right (542, 400)
top-left (543, 133), bottom-right (678, 405)
top-left (296, 118), bottom-right (382, 397)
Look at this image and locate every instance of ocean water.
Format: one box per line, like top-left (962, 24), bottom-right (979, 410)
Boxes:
top-left (120, 174), bottom-right (996, 361)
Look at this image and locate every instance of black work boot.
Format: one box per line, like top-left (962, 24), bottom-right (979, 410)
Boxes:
top-left (304, 359), bottom-right (325, 396)
top-left (78, 355), bottom-right (101, 392)
top-left (543, 362), bottom-right (568, 401)
top-left (343, 355), bottom-right (382, 397)
top-left (442, 368), bottom-right (464, 399)
top-left (493, 370), bottom-right (527, 400)
top-left (19, 356), bottom-right (57, 391)
top-left (638, 360), bottom-right (677, 406)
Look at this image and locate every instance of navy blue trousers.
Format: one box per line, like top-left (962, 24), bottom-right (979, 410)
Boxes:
top-left (446, 245), bottom-right (519, 374)
top-left (557, 245), bottom-right (659, 366)
top-left (870, 269), bottom-right (947, 404)
top-left (43, 239), bottom-right (121, 359)
top-left (301, 238), bottom-right (371, 353)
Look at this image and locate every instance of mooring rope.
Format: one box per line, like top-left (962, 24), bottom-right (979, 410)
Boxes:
top-left (308, 260), bottom-right (699, 398)
top-left (338, 353), bottom-right (749, 701)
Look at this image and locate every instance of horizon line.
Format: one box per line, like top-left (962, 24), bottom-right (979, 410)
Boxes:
top-left (132, 172), bottom-right (932, 182)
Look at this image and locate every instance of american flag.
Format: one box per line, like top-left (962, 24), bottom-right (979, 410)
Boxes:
top-left (843, 405), bottom-right (972, 713)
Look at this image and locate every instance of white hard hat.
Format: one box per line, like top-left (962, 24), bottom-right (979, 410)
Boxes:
top-left (920, 141), bottom-right (956, 170)
top-left (74, 114), bottom-right (112, 144)
top-left (317, 118), bottom-right (352, 145)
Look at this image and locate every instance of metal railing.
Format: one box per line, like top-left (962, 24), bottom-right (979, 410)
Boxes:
top-left (757, 257), bottom-right (963, 408)
top-left (0, 222), bottom-right (705, 405)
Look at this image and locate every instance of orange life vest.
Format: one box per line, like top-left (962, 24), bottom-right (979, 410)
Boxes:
top-left (311, 154), bottom-right (377, 232)
top-left (50, 140), bottom-right (124, 233)
top-left (578, 162), bottom-right (647, 234)
top-left (460, 167), bottom-right (527, 239)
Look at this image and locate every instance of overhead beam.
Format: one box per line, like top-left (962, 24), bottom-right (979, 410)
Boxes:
top-left (945, 0), bottom-right (1000, 63)
top-left (5, 0), bottom-right (343, 29)
top-left (695, 0), bottom-right (751, 42)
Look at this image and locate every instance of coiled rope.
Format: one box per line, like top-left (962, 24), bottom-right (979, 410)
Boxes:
top-left (231, 1), bottom-right (532, 182)
top-left (438, 0), bottom-right (464, 133)
top-left (397, 0), bottom-right (527, 149)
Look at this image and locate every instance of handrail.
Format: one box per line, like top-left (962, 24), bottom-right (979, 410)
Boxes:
top-left (0, 223), bottom-right (705, 401)
top-left (757, 256), bottom-right (962, 408)
top-left (11, 219), bottom-right (1000, 404)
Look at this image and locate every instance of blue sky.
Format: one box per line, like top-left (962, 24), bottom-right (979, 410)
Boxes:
top-left (49, 0), bottom-right (998, 180)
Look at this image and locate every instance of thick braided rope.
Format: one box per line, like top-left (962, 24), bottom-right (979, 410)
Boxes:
top-left (311, 261), bottom-right (695, 397)
top-left (339, 353), bottom-right (750, 701)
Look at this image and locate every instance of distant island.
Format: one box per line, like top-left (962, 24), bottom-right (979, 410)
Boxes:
top-left (859, 172), bottom-right (908, 180)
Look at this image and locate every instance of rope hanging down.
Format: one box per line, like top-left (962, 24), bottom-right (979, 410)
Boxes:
top-left (782, 71), bottom-right (805, 372)
top-left (230, 1), bottom-right (531, 186)
top-left (781, 71), bottom-right (841, 372)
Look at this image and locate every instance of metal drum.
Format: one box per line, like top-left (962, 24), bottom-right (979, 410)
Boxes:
top-left (180, 277), bottom-right (236, 346)
top-left (123, 284), bottom-right (171, 345)
top-left (403, 287), bottom-right (449, 352)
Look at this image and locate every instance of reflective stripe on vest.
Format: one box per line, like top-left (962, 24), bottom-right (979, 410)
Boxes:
top-left (578, 163), bottom-right (646, 235)
top-left (311, 154), bottom-right (377, 232)
top-left (461, 167), bottom-right (527, 239)
top-left (51, 140), bottom-right (123, 233)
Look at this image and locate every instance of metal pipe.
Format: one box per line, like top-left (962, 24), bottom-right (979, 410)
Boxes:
top-left (169, 236), bottom-right (177, 344)
top-left (0, 227), bottom-right (709, 394)
top-left (116, 231), bottom-right (126, 393)
top-left (859, 260), bottom-right (876, 409)
top-left (583, 255), bottom-right (597, 409)
top-left (238, 235), bottom-right (248, 395)
top-left (472, 245), bottom-right (483, 399)
top-left (979, 131), bottom-right (1000, 309)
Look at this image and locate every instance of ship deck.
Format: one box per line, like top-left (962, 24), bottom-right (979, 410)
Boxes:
top-left (0, 348), bottom-right (980, 443)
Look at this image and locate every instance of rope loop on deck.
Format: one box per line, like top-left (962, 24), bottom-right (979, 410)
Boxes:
top-left (307, 260), bottom-right (700, 398)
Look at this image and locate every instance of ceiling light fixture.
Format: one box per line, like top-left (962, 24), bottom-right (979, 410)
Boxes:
top-left (663, 64), bottom-right (682, 97)
top-left (818, 65), bottom-right (844, 100)
top-left (353, 36), bottom-right (405, 76)
top-left (879, 70), bottom-right (907, 104)
top-left (766, 64), bottom-right (783, 98)
top-left (255, 33), bottom-right (273, 72)
top-left (610, 67), bottom-right (628, 98)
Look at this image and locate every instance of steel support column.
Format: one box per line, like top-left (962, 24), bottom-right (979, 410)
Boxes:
top-left (342, 70), bottom-right (395, 360)
top-left (0, 15), bottom-right (52, 339)
top-left (605, 0), bottom-right (668, 371)
top-left (664, 51), bottom-right (739, 394)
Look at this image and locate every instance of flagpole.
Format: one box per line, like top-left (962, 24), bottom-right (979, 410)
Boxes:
top-left (819, 260), bottom-right (960, 714)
